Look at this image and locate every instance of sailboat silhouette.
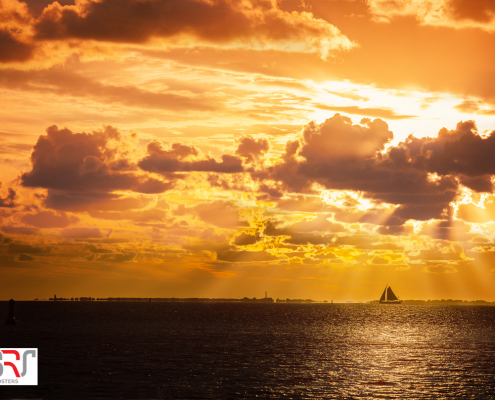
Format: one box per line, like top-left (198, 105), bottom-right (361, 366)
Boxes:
top-left (379, 284), bottom-right (402, 304)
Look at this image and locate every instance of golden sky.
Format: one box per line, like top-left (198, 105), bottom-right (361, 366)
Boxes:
top-left (2, 0), bottom-right (495, 301)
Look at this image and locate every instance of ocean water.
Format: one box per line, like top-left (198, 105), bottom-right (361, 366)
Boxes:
top-left (1, 302), bottom-right (495, 399)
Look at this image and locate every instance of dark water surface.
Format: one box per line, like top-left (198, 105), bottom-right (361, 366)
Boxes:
top-left (1, 302), bottom-right (495, 399)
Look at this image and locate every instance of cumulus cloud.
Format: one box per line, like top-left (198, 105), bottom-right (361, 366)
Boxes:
top-left (261, 114), bottom-right (457, 222)
top-left (235, 135), bottom-right (269, 164)
top-left (246, 116), bottom-right (495, 227)
top-left (367, 0), bottom-right (495, 31)
top-left (21, 125), bottom-right (172, 210)
top-left (31, 0), bottom-right (354, 58)
top-left (22, 125), bottom-right (168, 193)
top-left (300, 114), bottom-right (393, 159)
top-left (138, 140), bottom-right (243, 176)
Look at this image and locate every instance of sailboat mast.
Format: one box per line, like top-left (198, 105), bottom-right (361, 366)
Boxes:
top-left (385, 284), bottom-right (388, 301)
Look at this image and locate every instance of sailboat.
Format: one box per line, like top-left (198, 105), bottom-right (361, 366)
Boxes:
top-left (379, 284), bottom-right (402, 304)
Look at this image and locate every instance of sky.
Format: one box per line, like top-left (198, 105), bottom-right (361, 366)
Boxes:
top-left (2, 0), bottom-right (495, 301)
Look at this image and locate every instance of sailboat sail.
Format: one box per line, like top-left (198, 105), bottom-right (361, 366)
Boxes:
top-left (379, 285), bottom-right (401, 303)
top-left (386, 287), bottom-right (398, 301)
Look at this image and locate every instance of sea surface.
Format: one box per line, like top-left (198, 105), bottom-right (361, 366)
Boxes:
top-left (1, 302), bottom-right (495, 399)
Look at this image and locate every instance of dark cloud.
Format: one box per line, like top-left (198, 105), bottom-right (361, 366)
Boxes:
top-left (0, 187), bottom-right (16, 208)
top-left (138, 141), bottom-right (243, 175)
top-left (32, 0), bottom-right (350, 55)
top-left (446, 0), bottom-right (495, 23)
top-left (85, 244), bottom-right (113, 253)
top-left (21, 126), bottom-right (171, 210)
top-left (97, 253), bottom-right (135, 262)
top-left (233, 232), bottom-right (260, 246)
top-left (0, 233), bottom-right (12, 243)
top-left (60, 227), bottom-right (103, 238)
top-left (8, 243), bottom-right (50, 253)
top-left (398, 121), bottom-right (495, 184)
top-left (261, 114), bottom-right (457, 221)
top-left (18, 253), bottom-right (35, 261)
top-left (235, 136), bottom-right (269, 164)
top-left (0, 29), bottom-right (33, 62)
top-left (2, 226), bottom-right (40, 235)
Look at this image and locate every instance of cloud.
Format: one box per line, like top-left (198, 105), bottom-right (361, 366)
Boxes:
top-left (422, 264), bottom-right (458, 275)
top-left (32, 0), bottom-right (354, 58)
top-left (0, 68), bottom-right (221, 111)
top-left (194, 201), bottom-right (249, 229)
top-left (2, 226), bottom-right (39, 235)
top-left (0, 186), bottom-right (16, 208)
top-left (262, 114), bottom-right (457, 221)
top-left (44, 191), bottom-right (153, 212)
top-left (325, 90), bottom-right (370, 102)
top-left (367, 0), bottom-right (495, 31)
top-left (393, 121), bottom-right (495, 192)
top-left (276, 196), bottom-right (333, 213)
top-left (262, 215), bottom-right (343, 245)
top-left (138, 141), bottom-right (243, 176)
top-left (235, 135), bottom-right (270, 164)
top-left (60, 227), bottom-right (103, 238)
top-left (233, 232), bottom-right (261, 246)
top-left (300, 114), bottom-right (393, 159)
top-left (0, 29), bottom-right (34, 62)
top-left (8, 243), bottom-right (49, 253)
top-left (18, 253), bottom-right (35, 261)
top-left (456, 196), bottom-right (495, 223)
top-left (21, 210), bottom-right (79, 228)
top-left (21, 125), bottom-right (172, 210)
top-left (216, 249), bottom-right (278, 263)
top-left (97, 252), bottom-right (135, 262)
top-left (315, 104), bottom-right (416, 120)
top-left (88, 208), bottom-right (167, 222)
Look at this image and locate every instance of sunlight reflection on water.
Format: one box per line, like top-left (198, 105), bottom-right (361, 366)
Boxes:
top-left (1, 302), bottom-right (494, 398)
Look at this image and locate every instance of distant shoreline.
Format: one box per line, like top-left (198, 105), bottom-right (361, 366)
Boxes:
top-left (2, 298), bottom-right (495, 305)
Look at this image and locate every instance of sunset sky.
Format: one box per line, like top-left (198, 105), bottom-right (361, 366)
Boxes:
top-left (2, 0), bottom-right (495, 301)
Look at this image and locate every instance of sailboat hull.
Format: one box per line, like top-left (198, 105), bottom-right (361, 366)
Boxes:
top-left (379, 300), bottom-right (402, 304)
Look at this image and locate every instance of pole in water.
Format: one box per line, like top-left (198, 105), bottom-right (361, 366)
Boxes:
top-left (5, 299), bottom-right (16, 326)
